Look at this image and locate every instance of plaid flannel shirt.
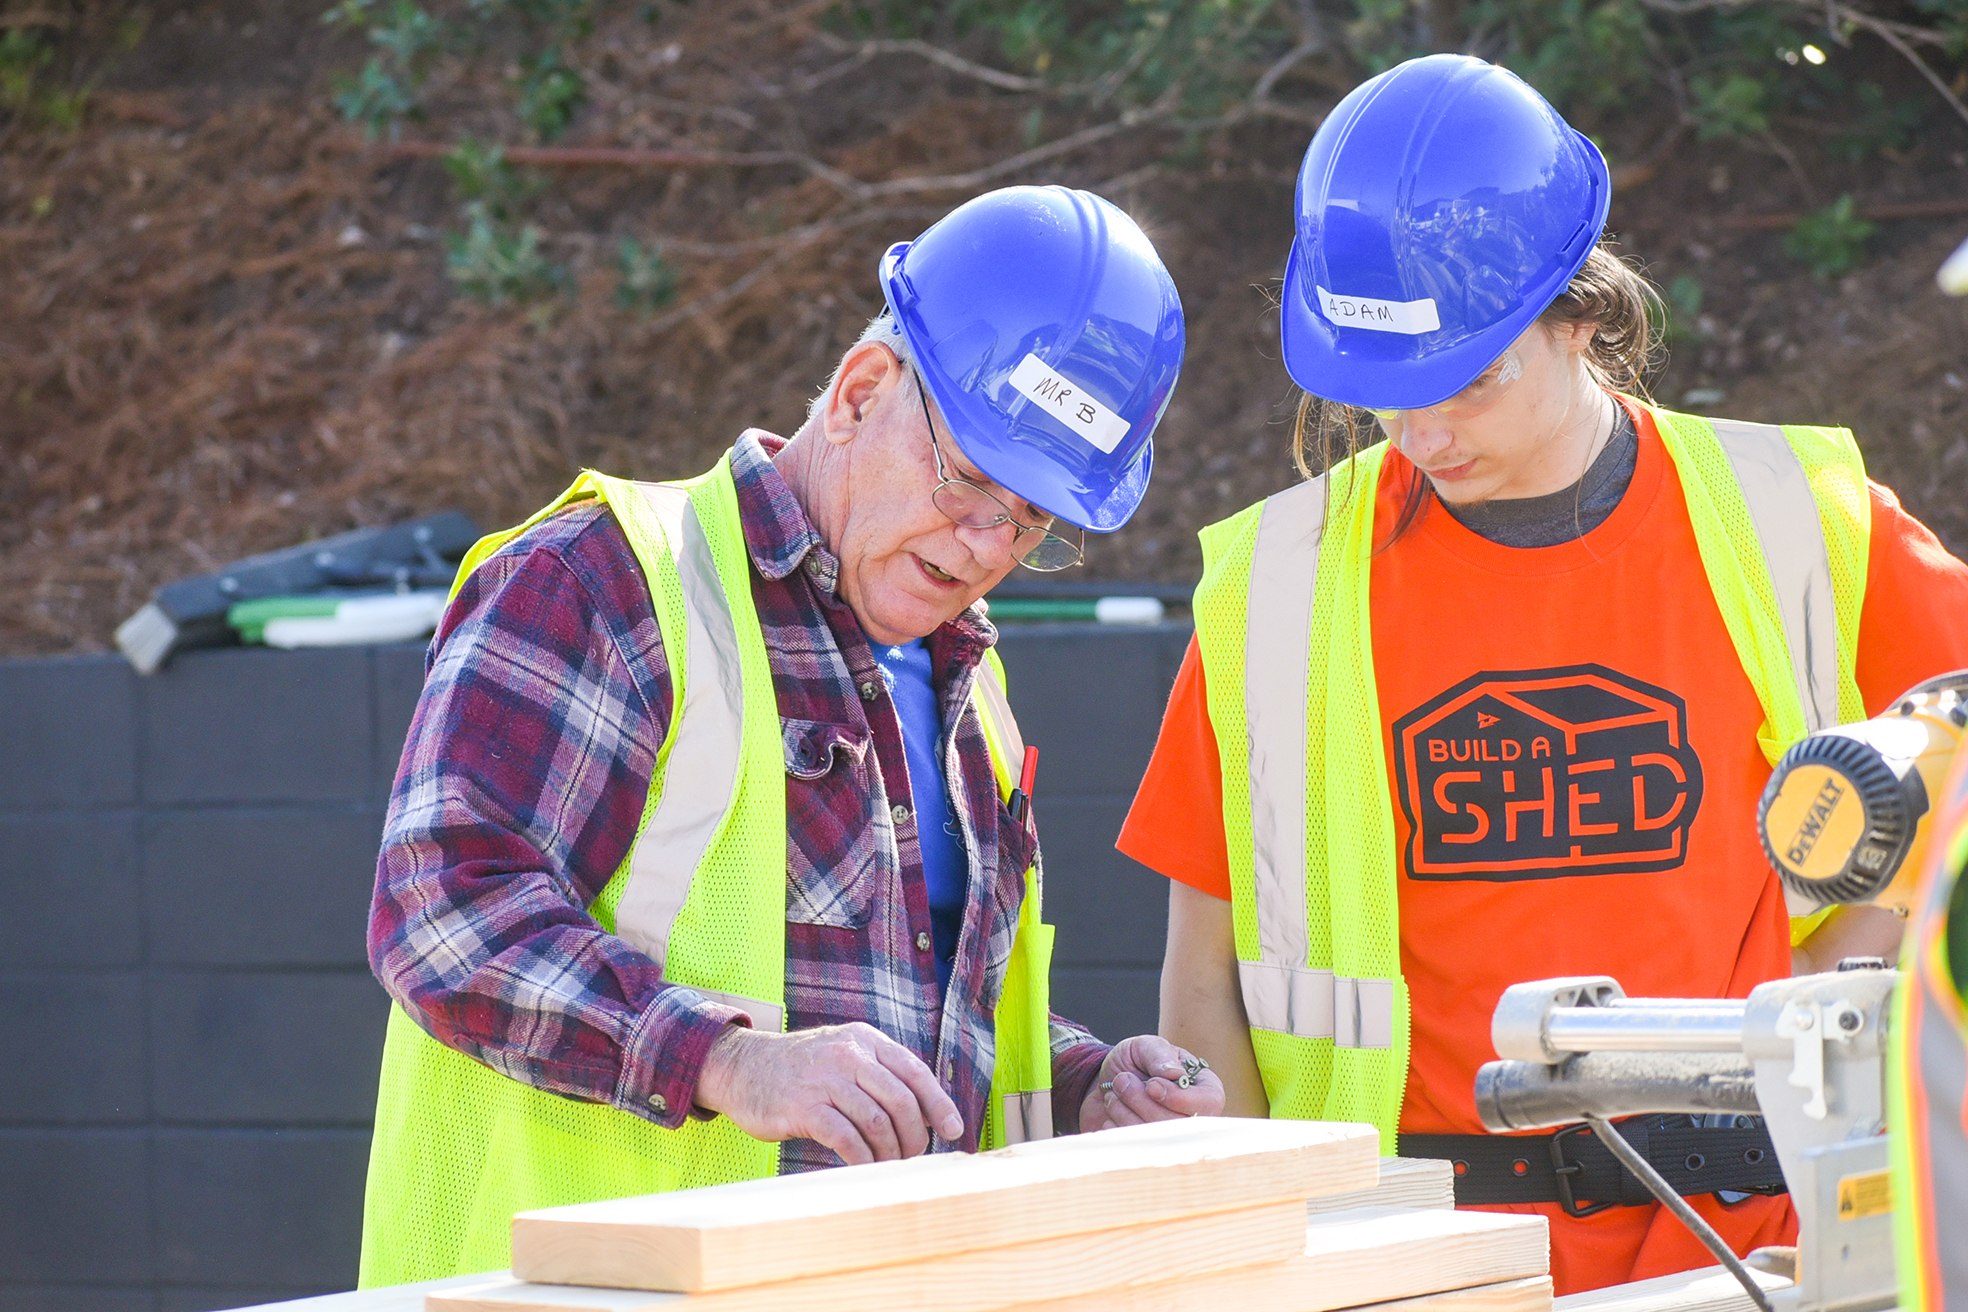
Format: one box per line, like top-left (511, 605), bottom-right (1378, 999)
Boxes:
top-left (370, 431), bottom-right (1110, 1170)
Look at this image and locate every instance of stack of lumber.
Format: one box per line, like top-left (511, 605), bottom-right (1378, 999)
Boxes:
top-left (429, 1119), bottom-right (1551, 1312)
top-left (1553, 1266), bottom-right (1794, 1312)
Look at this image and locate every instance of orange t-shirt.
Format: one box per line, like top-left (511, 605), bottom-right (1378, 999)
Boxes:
top-left (1119, 406), bottom-right (1968, 1293)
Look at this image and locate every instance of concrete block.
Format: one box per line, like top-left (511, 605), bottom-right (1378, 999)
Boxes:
top-left (371, 642), bottom-right (429, 806)
top-left (1037, 797), bottom-right (1170, 968)
top-left (1050, 966), bottom-right (1160, 1046)
top-left (0, 973), bottom-right (148, 1125)
top-left (143, 810), bottom-right (383, 969)
top-left (0, 812), bottom-right (142, 967)
top-left (149, 974), bottom-right (390, 1126)
top-left (152, 1129), bottom-right (370, 1288)
top-left (0, 1286), bottom-right (158, 1311)
top-left (993, 625), bottom-right (1189, 798)
top-left (0, 1129), bottom-right (154, 1283)
top-left (0, 656), bottom-right (138, 810)
top-left (141, 648), bottom-right (372, 805)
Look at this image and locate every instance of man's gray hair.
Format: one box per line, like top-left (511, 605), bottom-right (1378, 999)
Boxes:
top-left (805, 312), bottom-right (918, 426)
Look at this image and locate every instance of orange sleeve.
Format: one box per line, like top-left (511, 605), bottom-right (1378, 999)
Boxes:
top-left (1116, 634), bottom-right (1234, 900)
top-left (1853, 481), bottom-right (1968, 714)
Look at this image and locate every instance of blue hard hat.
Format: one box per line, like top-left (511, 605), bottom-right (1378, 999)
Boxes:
top-left (879, 186), bottom-right (1185, 532)
top-left (1280, 54), bottom-right (1612, 410)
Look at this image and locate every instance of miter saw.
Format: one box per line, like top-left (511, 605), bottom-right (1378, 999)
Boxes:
top-left (1475, 671), bottom-right (1968, 1312)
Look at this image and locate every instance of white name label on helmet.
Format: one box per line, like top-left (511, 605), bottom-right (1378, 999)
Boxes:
top-left (1317, 286), bottom-right (1442, 335)
top-left (1007, 354), bottom-right (1131, 454)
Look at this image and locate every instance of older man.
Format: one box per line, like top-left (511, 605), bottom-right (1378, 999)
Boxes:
top-left (358, 186), bottom-right (1219, 1287)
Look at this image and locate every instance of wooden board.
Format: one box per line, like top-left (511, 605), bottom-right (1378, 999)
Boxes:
top-left (221, 1274), bottom-right (503, 1311)
top-left (1338, 1276), bottom-right (1555, 1312)
top-left (1307, 1155), bottom-right (1455, 1215)
top-left (1554, 1266), bottom-right (1793, 1312)
top-left (429, 1198), bottom-right (1311, 1312)
top-left (1001, 1204), bottom-right (1551, 1312)
top-left (508, 1117), bottom-right (1379, 1292)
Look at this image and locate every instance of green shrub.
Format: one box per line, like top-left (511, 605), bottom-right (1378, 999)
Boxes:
top-left (1785, 194), bottom-right (1875, 279)
top-left (1830, 81), bottom-right (1924, 160)
top-left (1690, 73), bottom-right (1770, 140)
top-left (446, 202), bottom-right (570, 304)
top-left (443, 138), bottom-right (544, 219)
top-left (614, 238), bottom-right (679, 313)
top-left (0, 30), bottom-right (55, 115)
top-left (514, 46), bottom-right (585, 139)
top-left (1664, 274), bottom-right (1706, 342)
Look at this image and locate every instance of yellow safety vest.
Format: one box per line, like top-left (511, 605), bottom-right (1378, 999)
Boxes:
top-left (1890, 743), bottom-right (1968, 1312)
top-left (1192, 403), bottom-right (1872, 1150)
top-left (358, 455), bottom-right (1055, 1287)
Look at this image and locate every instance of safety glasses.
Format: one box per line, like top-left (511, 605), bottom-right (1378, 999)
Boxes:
top-left (1368, 348), bottom-right (1524, 424)
top-left (915, 371), bottom-right (1084, 572)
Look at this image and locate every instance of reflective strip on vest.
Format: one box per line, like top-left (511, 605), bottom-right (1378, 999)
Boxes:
top-left (609, 483), bottom-right (783, 1031)
top-left (971, 662), bottom-right (1028, 775)
top-left (1707, 419), bottom-right (1841, 735)
top-left (1001, 1090), bottom-right (1053, 1145)
top-left (1235, 475), bottom-right (1392, 1048)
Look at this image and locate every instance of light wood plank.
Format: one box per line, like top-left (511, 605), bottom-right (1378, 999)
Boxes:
top-left (1337, 1276), bottom-right (1555, 1312)
top-left (222, 1274), bottom-right (503, 1311)
top-left (509, 1117), bottom-right (1379, 1292)
top-left (430, 1198), bottom-right (1311, 1312)
top-left (1307, 1156), bottom-right (1455, 1215)
top-left (1554, 1266), bottom-right (1793, 1312)
top-left (1003, 1204), bottom-right (1550, 1312)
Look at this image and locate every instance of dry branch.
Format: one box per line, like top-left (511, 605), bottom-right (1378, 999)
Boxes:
top-left (1828, 1), bottom-right (1968, 128)
top-left (807, 30), bottom-right (1049, 93)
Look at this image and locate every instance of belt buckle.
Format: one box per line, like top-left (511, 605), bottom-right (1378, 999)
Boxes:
top-left (1550, 1123), bottom-right (1616, 1217)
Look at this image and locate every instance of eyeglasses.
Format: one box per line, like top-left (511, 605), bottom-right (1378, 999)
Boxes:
top-left (915, 371), bottom-right (1084, 572)
top-left (1368, 348), bottom-right (1524, 424)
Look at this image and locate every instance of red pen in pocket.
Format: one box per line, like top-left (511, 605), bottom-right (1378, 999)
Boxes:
top-left (1007, 745), bottom-right (1038, 824)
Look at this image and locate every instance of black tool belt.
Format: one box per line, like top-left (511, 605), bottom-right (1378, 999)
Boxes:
top-left (1400, 1115), bottom-right (1787, 1216)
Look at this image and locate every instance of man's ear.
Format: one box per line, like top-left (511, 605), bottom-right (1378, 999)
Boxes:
top-left (822, 343), bottom-right (905, 448)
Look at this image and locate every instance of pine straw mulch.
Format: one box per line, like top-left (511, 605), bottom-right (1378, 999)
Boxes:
top-left (3, 0), bottom-right (1968, 658)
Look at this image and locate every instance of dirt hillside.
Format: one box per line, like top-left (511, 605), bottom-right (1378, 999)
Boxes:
top-left (4, 0), bottom-right (1967, 656)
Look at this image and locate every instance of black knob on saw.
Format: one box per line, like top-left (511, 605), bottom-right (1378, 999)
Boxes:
top-left (1758, 728), bottom-right (1928, 906)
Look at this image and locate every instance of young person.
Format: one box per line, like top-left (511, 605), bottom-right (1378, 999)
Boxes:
top-left (1120, 55), bottom-right (1968, 1293)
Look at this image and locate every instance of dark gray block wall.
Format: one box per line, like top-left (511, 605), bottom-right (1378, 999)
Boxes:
top-left (0, 623), bottom-right (1187, 1310)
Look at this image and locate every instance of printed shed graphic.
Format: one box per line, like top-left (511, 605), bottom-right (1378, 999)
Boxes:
top-left (1393, 665), bottom-right (1704, 881)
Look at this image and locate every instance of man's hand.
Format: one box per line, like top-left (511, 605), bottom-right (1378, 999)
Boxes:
top-left (692, 1022), bottom-right (964, 1165)
top-left (1080, 1034), bottom-right (1226, 1132)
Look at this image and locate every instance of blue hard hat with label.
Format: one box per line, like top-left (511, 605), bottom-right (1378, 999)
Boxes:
top-left (879, 185), bottom-right (1185, 533)
top-left (1280, 54), bottom-right (1612, 411)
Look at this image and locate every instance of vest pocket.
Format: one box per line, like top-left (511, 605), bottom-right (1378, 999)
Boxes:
top-left (782, 717), bottom-right (879, 929)
top-left (781, 717), bottom-right (871, 780)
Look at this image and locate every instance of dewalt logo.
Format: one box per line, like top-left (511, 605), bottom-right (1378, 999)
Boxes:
top-left (1785, 775), bottom-right (1847, 867)
top-left (1392, 665), bottom-right (1704, 882)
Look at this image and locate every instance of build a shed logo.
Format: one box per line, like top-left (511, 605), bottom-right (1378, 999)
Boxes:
top-left (1392, 665), bottom-right (1704, 882)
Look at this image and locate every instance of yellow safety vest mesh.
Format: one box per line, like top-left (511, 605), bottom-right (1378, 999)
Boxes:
top-left (1890, 768), bottom-right (1968, 1312)
top-left (975, 647), bottom-right (1057, 1153)
top-left (360, 461), bottom-right (783, 1288)
top-left (1648, 409), bottom-right (1871, 757)
top-left (359, 460), bottom-right (1053, 1287)
top-left (1194, 407), bottom-right (1868, 1152)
